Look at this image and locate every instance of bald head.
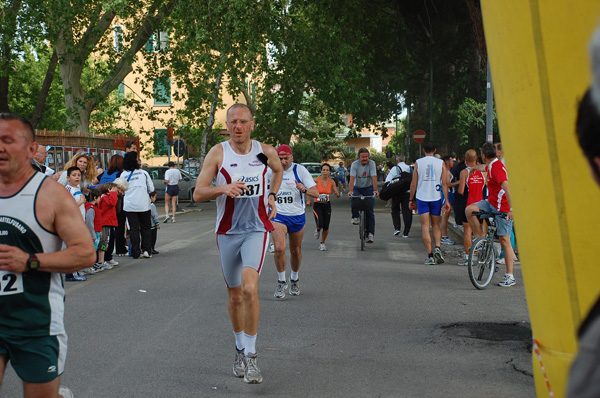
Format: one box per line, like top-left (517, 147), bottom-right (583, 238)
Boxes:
top-left (465, 149), bottom-right (477, 163)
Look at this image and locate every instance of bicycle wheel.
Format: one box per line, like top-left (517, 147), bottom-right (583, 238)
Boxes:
top-left (467, 237), bottom-right (496, 289)
top-left (359, 210), bottom-right (365, 251)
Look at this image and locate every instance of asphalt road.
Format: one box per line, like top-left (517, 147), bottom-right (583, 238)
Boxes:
top-left (1, 195), bottom-right (535, 398)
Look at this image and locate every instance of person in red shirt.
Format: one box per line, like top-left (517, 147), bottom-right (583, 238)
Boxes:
top-left (465, 142), bottom-right (516, 287)
top-left (457, 149), bottom-right (486, 265)
top-left (96, 183), bottom-right (120, 270)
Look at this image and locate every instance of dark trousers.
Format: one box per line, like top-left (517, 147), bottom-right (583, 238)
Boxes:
top-left (351, 186), bottom-right (375, 234)
top-left (116, 211), bottom-right (128, 255)
top-left (151, 228), bottom-right (157, 250)
top-left (391, 193), bottom-right (412, 235)
top-left (126, 210), bottom-right (152, 258)
top-left (105, 227), bottom-right (115, 261)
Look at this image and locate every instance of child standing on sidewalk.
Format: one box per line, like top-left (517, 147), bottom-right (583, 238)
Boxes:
top-left (149, 191), bottom-right (160, 254)
top-left (96, 182), bottom-right (119, 270)
top-left (65, 166), bottom-right (87, 281)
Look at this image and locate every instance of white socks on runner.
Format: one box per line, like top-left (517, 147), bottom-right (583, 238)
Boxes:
top-left (277, 271), bottom-right (286, 282)
top-left (234, 331), bottom-right (244, 351)
top-left (290, 271), bottom-right (299, 281)
top-left (244, 333), bottom-right (257, 356)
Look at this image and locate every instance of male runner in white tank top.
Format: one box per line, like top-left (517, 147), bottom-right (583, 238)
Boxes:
top-left (193, 104), bottom-right (282, 384)
top-left (409, 141), bottom-right (450, 265)
top-left (0, 113), bottom-right (96, 398)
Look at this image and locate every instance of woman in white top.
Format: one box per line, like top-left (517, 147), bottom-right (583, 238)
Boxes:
top-left (120, 152), bottom-right (155, 259)
top-left (163, 161), bottom-right (182, 223)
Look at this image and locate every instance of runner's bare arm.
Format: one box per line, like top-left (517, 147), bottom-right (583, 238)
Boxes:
top-left (193, 145), bottom-right (246, 202)
top-left (442, 165), bottom-right (451, 211)
top-left (458, 168), bottom-right (468, 195)
top-left (0, 179), bottom-right (95, 274)
top-left (261, 143), bottom-right (282, 219)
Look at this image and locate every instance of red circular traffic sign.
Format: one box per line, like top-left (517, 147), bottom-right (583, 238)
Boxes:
top-left (413, 130), bottom-right (426, 143)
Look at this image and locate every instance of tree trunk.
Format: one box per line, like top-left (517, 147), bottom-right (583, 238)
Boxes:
top-left (201, 73), bottom-right (222, 166)
top-left (30, 50), bottom-right (58, 128)
top-left (0, 42), bottom-right (10, 113)
top-left (0, 0), bottom-right (23, 113)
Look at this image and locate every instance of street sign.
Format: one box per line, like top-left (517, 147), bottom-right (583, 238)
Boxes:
top-left (413, 130), bottom-right (426, 143)
top-left (173, 138), bottom-right (186, 157)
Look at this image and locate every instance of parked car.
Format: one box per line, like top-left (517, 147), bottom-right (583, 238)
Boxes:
top-left (300, 162), bottom-right (322, 178)
top-left (144, 166), bottom-right (197, 202)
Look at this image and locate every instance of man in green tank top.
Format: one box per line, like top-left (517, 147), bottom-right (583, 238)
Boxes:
top-left (0, 113), bottom-right (96, 398)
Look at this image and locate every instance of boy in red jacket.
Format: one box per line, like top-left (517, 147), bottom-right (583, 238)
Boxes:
top-left (97, 183), bottom-right (120, 270)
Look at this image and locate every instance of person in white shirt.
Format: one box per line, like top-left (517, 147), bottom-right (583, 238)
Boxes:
top-left (120, 152), bottom-right (155, 259)
top-left (408, 141), bottom-right (450, 265)
top-left (31, 145), bottom-right (56, 177)
top-left (163, 161), bottom-right (182, 223)
top-left (270, 144), bottom-right (319, 299)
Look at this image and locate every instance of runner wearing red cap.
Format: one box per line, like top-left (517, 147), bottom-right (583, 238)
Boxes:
top-left (270, 144), bottom-right (319, 299)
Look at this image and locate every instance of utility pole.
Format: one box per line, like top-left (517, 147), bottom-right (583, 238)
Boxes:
top-left (486, 59), bottom-right (494, 142)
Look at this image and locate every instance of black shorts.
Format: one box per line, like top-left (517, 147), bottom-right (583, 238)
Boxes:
top-left (166, 185), bottom-right (179, 197)
top-left (312, 202), bottom-right (332, 231)
top-left (453, 194), bottom-right (467, 225)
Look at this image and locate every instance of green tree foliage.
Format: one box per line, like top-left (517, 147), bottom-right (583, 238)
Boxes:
top-left (451, 97), bottom-right (499, 150)
top-left (290, 140), bottom-right (320, 164)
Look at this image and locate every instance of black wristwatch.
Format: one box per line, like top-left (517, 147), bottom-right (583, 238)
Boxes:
top-left (268, 192), bottom-right (277, 198)
top-left (27, 253), bottom-right (40, 271)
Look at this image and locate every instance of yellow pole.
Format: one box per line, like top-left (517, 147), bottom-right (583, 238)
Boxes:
top-left (480, 1), bottom-right (600, 396)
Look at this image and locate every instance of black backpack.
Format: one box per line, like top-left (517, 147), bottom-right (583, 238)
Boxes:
top-left (379, 166), bottom-right (412, 201)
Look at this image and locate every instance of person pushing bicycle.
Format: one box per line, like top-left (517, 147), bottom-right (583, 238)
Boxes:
top-left (465, 141), bottom-right (516, 287)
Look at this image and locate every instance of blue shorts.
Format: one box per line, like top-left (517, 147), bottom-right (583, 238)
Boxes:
top-left (337, 176), bottom-right (346, 183)
top-left (472, 200), bottom-right (513, 236)
top-left (271, 213), bottom-right (306, 233)
top-left (166, 185), bottom-right (179, 197)
top-left (417, 198), bottom-right (442, 216)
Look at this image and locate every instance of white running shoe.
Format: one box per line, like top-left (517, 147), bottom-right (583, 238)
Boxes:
top-left (59, 386), bottom-right (74, 398)
top-left (314, 229), bottom-right (320, 240)
top-left (319, 243), bottom-right (327, 251)
top-left (163, 215), bottom-right (170, 223)
top-left (351, 218), bottom-right (359, 225)
top-left (142, 251), bottom-right (152, 258)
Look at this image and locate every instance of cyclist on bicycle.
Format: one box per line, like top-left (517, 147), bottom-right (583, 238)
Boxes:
top-left (348, 148), bottom-right (379, 243)
top-left (465, 141), bottom-right (516, 287)
top-left (408, 141), bottom-right (450, 265)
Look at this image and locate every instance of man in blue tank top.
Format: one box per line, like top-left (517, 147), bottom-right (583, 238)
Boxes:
top-left (0, 113), bottom-right (96, 398)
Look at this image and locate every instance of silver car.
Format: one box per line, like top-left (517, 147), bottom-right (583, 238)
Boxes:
top-left (144, 166), bottom-right (197, 202)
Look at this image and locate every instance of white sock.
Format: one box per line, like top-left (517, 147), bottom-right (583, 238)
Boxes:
top-left (244, 333), bottom-right (257, 356)
top-left (277, 272), bottom-right (286, 282)
top-left (234, 331), bottom-right (244, 351)
top-left (290, 271), bottom-right (299, 281)
top-left (507, 273), bottom-right (514, 279)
